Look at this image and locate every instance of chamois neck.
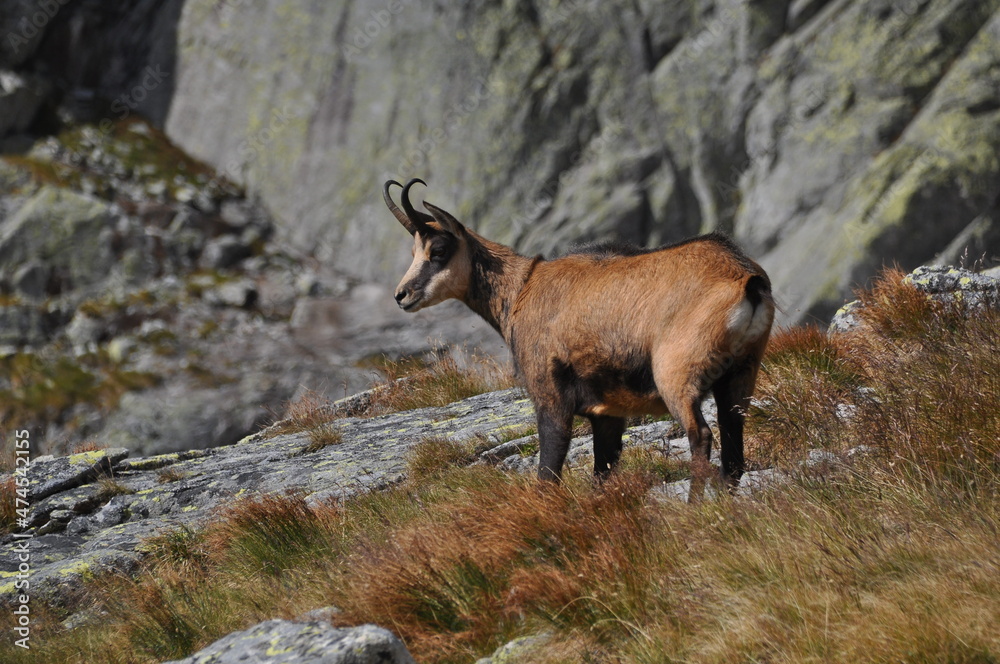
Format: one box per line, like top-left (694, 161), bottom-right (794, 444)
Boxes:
top-left (463, 232), bottom-right (538, 339)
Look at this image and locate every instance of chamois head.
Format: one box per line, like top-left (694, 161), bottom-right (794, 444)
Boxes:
top-left (383, 178), bottom-right (471, 312)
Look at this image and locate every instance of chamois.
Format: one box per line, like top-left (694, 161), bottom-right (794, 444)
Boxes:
top-left (383, 178), bottom-right (774, 494)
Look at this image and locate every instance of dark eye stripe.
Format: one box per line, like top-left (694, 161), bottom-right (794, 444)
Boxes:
top-left (427, 235), bottom-right (457, 262)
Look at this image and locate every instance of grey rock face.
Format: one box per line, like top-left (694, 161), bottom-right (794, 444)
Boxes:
top-left (27, 447), bottom-right (129, 502)
top-left (904, 265), bottom-right (1000, 307)
top-left (161, 620), bottom-right (416, 664)
top-left (4, 1), bottom-right (1000, 326)
top-left (155, 0), bottom-right (1000, 325)
top-left (0, 303), bottom-right (57, 347)
top-left (0, 0), bottom-right (51, 68)
top-left (0, 69), bottom-right (48, 136)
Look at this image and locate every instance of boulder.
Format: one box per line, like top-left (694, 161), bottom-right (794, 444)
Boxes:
top-left (0, 186), bottom-right (114, 295)
top-left (830, 265), bottom-right (1000, 332)
top-left (161, 620), bottom-right (416, 664)
top-left (475, 634), bottom-right (551, 664)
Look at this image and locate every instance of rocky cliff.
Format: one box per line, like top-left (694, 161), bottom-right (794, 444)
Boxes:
top-left (3, 0), bottom-right (999, 323)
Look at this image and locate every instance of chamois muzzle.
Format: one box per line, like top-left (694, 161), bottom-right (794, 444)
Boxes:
top-left (394, 286), bottom-right (422, 311)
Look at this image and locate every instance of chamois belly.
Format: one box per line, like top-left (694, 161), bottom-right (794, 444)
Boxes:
top-left (552, 354), bottom-right (668, 418)
top-left (583, 388), bottom-right (669, 418)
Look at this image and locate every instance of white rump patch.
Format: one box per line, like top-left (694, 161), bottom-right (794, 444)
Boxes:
top-left (727, 299), bottom-right (753, 333)
top-left (727, 297), bottom-right (771, 348)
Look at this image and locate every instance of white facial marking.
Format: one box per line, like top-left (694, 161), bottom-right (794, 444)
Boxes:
top-left (395, 231), bottom-right (469, 312)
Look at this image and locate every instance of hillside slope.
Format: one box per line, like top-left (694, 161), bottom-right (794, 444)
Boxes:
top-left (3, 266), bottom-right (998, 664)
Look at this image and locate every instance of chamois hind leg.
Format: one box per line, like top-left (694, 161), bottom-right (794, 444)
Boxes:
top-left (712, 364), bottom-right (760, 491)
top-left (537, 407), bottom-right (574, 482)
top-left (653, 360), bottom-right (714, 502)
top-left (590, 415), bottom-right (626, 480)
top-left (678, 398), bottom-right (714, 502)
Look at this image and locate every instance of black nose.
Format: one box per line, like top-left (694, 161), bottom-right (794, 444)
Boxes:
top-left (394, 290), bottom-right (407, 304)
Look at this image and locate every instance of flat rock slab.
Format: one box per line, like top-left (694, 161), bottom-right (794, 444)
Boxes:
top-left (27, 448), bottom-right (130, 502)
top-left (0, 388), bottom-right (535, 606)
top-left (1, 387), bottom-right (735, 607)
top-left (162, 620), bottom-right (416, 664)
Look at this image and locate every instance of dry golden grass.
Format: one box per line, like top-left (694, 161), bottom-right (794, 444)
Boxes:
top-left (747, 324), bottom-right (863, 467)
top-left (0, 476), bottom-right (16, 535)
top-left (72, 439), bottom-right (107, 454)
top-left (267, 389), bottom-right (344, 452)
top-left (5, 269), bottom-right (1000, 664)
top-left (11, 464), bottom-right (1000, 663)
top-left (266, 353), bottom-right (515, 450)
top-left (156, 468), bottom-right (186, 484)
top-left (357, 352), bottom-right (517, 418)
top-left (94, 478), bottom-right (134, 502)
top-left (845, 271), bottom-right (1000, 486)
top-left (405, 436), bottom-right (486, 480)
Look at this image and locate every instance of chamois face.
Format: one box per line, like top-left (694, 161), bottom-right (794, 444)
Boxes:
top-left (383, 179), bottom-right (471, 312)
top-left (395, 226), bottom-right (471, 312)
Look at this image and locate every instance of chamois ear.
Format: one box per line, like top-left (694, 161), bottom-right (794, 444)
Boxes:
top-left (423, 201), bottom-right (465, 236)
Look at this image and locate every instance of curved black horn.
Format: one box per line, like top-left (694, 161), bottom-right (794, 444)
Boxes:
top-left (401, 178), bottom-right (435, 227)
top-left (383, 180), bottom-right (419, 235)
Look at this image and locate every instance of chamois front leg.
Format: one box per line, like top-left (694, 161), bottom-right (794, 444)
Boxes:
top-left (590, 415), bottom-right (626, 480)
top-left (536, 408), bottom-right (574, 482)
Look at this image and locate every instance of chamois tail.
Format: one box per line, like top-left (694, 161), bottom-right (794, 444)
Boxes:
top-left (727, 274), bottom-right (774, 349)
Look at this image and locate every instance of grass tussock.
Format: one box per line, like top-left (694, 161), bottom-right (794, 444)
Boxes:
top-left (846, 270), bottom-right (1000, 485)
top-left (618, 446), bottom-right (690, 483)
top-left (268, 389), bottom-right (344, 452)
top-left (748, 325), bottom-right (862, 467)
top-left (405, 436), bottom-right (484, 480)
top-left (94, 478), bottom-right (134, 502)
top-left (5, 269), bottom-right (1000, 664)
top-left (156, 468), bottom-right (185, 484)
top-left (0, 476), bottom-right (17, 535)
top-left (750, 268), bottom-right (1000, 484)
top-left (358, 352), bottom-right (517, 417)
top-left (72, 439), bottom-right (107, 454)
